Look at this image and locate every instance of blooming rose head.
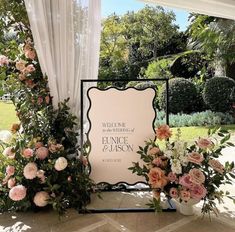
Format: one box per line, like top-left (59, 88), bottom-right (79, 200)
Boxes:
top-left (148, 167), bottom-right (168, 189)
top-left (9, 185), bottom-right (27, 201)
top-left (22, 148), bottom-right (34, 158)
top-left (36, 147), bottom-right (49, 160)
top-left (156, 125), bottom-right (172, 140)
top-left (180, 189), bottom-right (191, 202)
top-left (197, 138), bottom-right (213, 149)
top-left (190, 184), bottom-right (207, 200)
top-left (208, 159), bottom-right (224, 174)
top-left (16, 60), bottom-right (26, 71)
top-left (11, 123), bottom-right (20, 134)
top-left (3, 147), bottom-right (15, 159)
top-left (25, 64), bottom-right (35, 73)
top-left (35, 142), bottom-right (44, 149)
top-left (189, 168), bottom-right (205, 185)
top-left (25, 79), bottom-right (36, 88)
top-left (167, 172), bottom-right (178, 183)
top-left (7, 178), bottom-right (16, 189)
top-left (6, 165), bottom-right (15, 176)
top-left (0, 55), bottom-right (9, 66)
top-left (169, 187), bottom-right (179, 199)
top-left (187, 152), bottom-right (204, 165)
top-left (0, 130), bottom-right (12, 143)
top-left (179, 174), bottom-right (193, 189)
top-left (33, 191), bottom-right (50, 207)
top-left (152, 157), bottom-right (162, 167)
top-left (148, 146), bottom-right (160, 156)
top-left (54, 157), bottom-right (68, 171)
top-left (25, 49), bottom-right (36, 60)
top-left (23, 162), bottom-right (38, 179)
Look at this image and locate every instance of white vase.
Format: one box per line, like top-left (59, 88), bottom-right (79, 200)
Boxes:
top-left (177, 199), bottom-right (199, 216)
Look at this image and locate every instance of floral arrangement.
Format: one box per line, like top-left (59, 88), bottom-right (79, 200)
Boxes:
top-left (0, 39), bottom-right (93, 215)
top-left (129, 125), bottom-right (235, 215)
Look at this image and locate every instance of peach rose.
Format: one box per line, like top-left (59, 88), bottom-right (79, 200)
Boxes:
top-left (180, 189), bottom-right (191, 202)
top-left (0, 55), bottom-right (9, 66)
top-left (179, 174), bottom-right (193, 189)
top-left (148, 167), bottom-right (168, 189)
top-left (190, 184), bottom-right (207, 200)
top-left (189, 168), bottom-right (205, 185)
top-left (9, 185), bottom-right (27, 201)
top-left (169, 187), bottom-right (179, 199)
top-left (208, 159), bottom-right (224, 174)
top-left (148, 146), bottom-right (160, 156)
top-left (25, 49), bottom-right (36, 60)
top-left (33, 191), bottom-right (50, 207)
top-left (35, 142), bottom-right (44, 149)
top-left (197, 138), bottom-right (213, 149)
top-left (152, 157), bottom-right (162, 167)
top-left (22, 148), bottom-right (34, 158)
top-left (35, 147), bottom-right (49, 160)
top-left (156, 125), bottom-right (172, 140)
top-left (3, 147), bottom-right (15, 159)
top-left (45, 96), bottom-right (50, 104)
top-left (54, 157), bottom-right (68, 171)
top-left (23, 162), bottom-right (38, 179)
top-left (187, 152), bottom-right (204, 165)
top-left (15, 60), bottom-right (26, 71)
top-left (167, 172), bottom-right (178, 183)
top-left (11, 123), bottom-right (20, 133)
top-left (7, 178), bottom-right (16, 189)
top-left (6, 165), bottom-right (15, 176)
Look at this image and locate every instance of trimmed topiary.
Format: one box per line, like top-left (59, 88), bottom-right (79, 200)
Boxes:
top-left (202, 76), bottom-right (235, 112)
top-left (159, 78), bottom-right (198, 114)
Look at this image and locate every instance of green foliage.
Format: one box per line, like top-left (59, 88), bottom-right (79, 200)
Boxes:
top-left (145, 58), bottom-right (173, 79)
top-left (203, 76), bottom-right (235, 112)
top-left (156, 110), bottom-right (235, 127)
top-left (159, 78), bottom-right (198, 113)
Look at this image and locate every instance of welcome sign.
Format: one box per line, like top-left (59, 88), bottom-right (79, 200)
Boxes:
top-left (87, 87), bottom-right (156, 185)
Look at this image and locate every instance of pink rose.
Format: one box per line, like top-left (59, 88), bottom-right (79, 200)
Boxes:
top-left (16, 60), bottom-right (26, 71)
top-left (7, 178), bottom-right (16, 189)
top-left (187, 152), bottom-right (204, 165)
top-left (152, 157), bottom-right (162, 167)
top-left (169, 187), bottom-right (178, 199)
top-left (3, 147), bottom-right (15, 159)
top-left (6, 165), bottom-right (15, 176)
top-left (9, 185), bottom-right (27, 201)
top-left (156, 125), bottom-right (172, 140)
top-left (197, 138), bottom-right (213, 149)
top-left (148, 167), bottom-right (168, 189)
top-left (148, 146), bottom-right (160, 156)
top-left (190, 184), bottom-right (207, 200)
top-left (179, 174), bottom-right (193, 189)
top-left (22, 148), bottom-right (34, 158)
top-left (180, 190), bottom-right (191, 202)
top-left (35, 147), bottom-right (49, 160)
top-left (33, 191), bottom-right (50, 207)
top-left (25, 64), bottom-right (35, 73)
top-left (23, 162), bottom-right (38, 179)
top-left (35, 142), bottom-right (44, 149)
top-left (189, 168), bottom-right (205, 185)
top-left (167, 172), bottom-right (178, 183)
top-left (25, 49), bottom-right (36, 60)
top-left (0, 55), bottom-right (9, 66)
top-left (208, 159), bottom-right (224, 174)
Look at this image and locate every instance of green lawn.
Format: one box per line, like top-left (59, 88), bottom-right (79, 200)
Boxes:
top-left (0, 102), bottom-right (19, 130)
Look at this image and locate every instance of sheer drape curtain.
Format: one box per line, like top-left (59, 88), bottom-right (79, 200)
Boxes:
top-left (24, 0), bottom-right (101, 119)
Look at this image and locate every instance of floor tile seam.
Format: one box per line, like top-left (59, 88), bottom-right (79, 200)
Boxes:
top-left (71, 219), bottom-right (107, 232)
top-left (100, 214), bottom-right (133, 232)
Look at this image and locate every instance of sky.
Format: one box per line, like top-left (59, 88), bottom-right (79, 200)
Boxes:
top-left (102, 0), bottom-right (190, 31)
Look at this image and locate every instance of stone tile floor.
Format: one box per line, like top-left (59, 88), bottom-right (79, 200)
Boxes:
top-left (0, 142), bottom-right (234, 232)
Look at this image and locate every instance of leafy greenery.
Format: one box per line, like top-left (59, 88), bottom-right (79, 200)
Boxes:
top-left (159, 78), bottom-right (198, 113)
top-left (203, 76), bottom-right (235, 112)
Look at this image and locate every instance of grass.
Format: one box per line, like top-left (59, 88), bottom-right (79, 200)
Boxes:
top-left (0, 102), bottom-right (19, 130)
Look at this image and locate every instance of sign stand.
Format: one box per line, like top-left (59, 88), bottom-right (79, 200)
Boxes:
top-left (80, 79), bottom-right (173, 213)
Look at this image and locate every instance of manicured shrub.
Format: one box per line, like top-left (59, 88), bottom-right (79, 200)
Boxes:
top-left (159, 78), bottom-right (198, 114)
top-left (203, 76), bottom-right (235, 112)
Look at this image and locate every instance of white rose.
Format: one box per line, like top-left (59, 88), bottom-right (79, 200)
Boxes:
top-left (23, 162), bottom-right (38, 179)
top-left (0, 130), bottom-right (12, 143)
top-left (54, 157), bottom-right (68, 171)
top-left (171, 160), bottom-right (182, 174)
top-left (33, 191), bottom-right (50, 207)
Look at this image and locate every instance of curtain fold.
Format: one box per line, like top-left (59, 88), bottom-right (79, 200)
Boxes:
top-left (24, 0), bottom-right (101, 119)
top-left (139, 0), bottom-right (235, 20)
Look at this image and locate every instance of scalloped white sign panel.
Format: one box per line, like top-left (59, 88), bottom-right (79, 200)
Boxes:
top-left (87, 87), bottom-right (156, 185)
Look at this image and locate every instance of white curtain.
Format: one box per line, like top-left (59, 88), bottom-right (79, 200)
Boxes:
top-left (24, 0), bottom-right (101, 119)
top-left (139, 0), bottom-right (235, 20)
